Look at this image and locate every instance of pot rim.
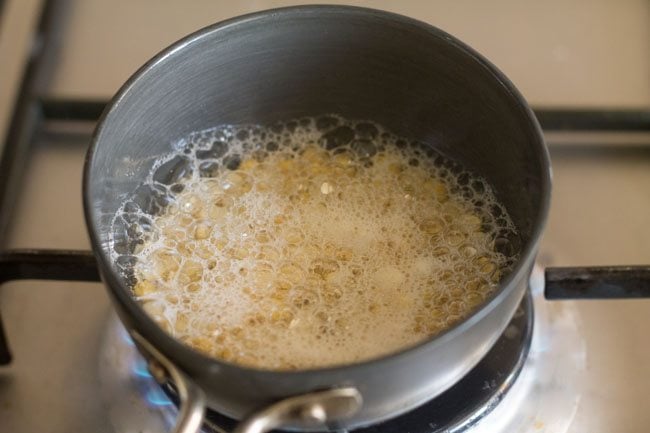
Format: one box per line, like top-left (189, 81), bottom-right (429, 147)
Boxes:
top-left (83, 4), bottom-right (551, 379)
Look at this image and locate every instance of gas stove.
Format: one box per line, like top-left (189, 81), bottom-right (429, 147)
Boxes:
top-left (1, 1), bottom-right (649, 432)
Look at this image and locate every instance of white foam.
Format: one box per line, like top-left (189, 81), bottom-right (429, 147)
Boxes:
top-left (118, 115), bottom-right (519, 370)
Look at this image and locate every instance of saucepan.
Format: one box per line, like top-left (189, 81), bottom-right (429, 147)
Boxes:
top-left (0, 5), bottom-right (647, 433)
top-left (84, 5), bottom-right (549, 432)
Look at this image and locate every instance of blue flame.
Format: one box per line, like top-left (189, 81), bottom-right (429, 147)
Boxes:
top-left (146, 387), bottom-right (173, 406)
top-left (133, 359), bottom-right (153, 378)
top-left (120, 329), bottom-right (135, 346)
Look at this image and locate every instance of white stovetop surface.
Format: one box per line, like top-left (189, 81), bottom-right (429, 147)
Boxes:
top-left (0, 1), bottom-right (649, 433)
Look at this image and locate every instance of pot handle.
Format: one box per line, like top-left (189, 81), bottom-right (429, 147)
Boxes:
top-left (132, 330), bottom-right (362, 433)
top-left (131, 332), bottom-right (207, 433)
top-left (232, 387), bottom-right (363, 433)
top-left (544, 265), bottom-right (650, 299)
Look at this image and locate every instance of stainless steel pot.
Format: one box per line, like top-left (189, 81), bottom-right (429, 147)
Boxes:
top-left (83, 5), bottom-right (550, 433)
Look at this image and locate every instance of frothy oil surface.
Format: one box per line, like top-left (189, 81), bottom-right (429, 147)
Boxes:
top-left (119, 116), bottom-right (518, 370)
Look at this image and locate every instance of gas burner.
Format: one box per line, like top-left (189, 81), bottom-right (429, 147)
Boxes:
top-left (98, 270), bottom-right (585, 433)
